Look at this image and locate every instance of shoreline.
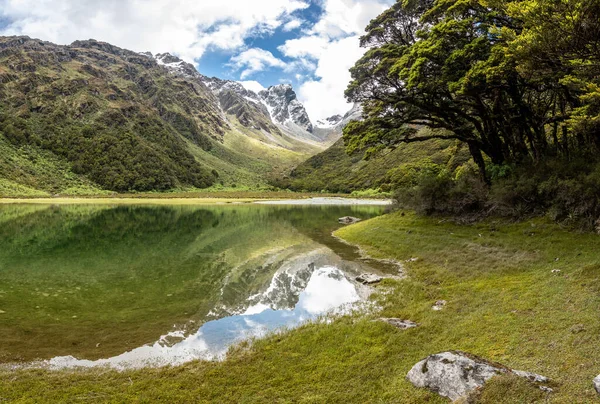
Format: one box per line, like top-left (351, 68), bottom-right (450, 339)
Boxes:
top-left (0, 197), bottom-right (393, 206)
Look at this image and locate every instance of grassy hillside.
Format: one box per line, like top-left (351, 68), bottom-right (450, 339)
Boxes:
top-left (276, 132), bottom-right (470, 193)
top-left (0, 36), bottom-right (321, 196)
top-left (2, 211), bottom-right (599, 402)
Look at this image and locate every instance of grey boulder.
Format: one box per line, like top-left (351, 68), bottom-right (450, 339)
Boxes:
top-left (406, 351), bottom-right (551, 401)
top-left (594, 374), bottom-right (600, 394)
top-left (379, 318), bottom-right (419, 330)
top-left (355, 273), bottom-right (383, 285)
top-left (338, 216), bottom-right (361, 224)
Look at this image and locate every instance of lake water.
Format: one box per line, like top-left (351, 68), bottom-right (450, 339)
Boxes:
top-left (0, 203), bottom-right (396, 369)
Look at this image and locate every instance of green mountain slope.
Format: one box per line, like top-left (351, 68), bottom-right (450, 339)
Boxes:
top-left (275, 134), bottom-right (470, 193)
top-left (0, 36), bottom-right (322, 195)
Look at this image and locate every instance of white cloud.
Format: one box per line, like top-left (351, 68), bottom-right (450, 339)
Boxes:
top-left (0, 0), bottom-right (309, 62)
top-left (297, 36), bottom-right (365, 120)
top-left (239, 80), bottom-right (266, 94)
top-left (230, 48), bottom-right (287, 79)
top-left (282, 19), bottom-right (303, 32)
top-left (278, 35), bottom-right (330, 59)
top-left (280, 0), bottom-right (394, 121)
top-left (311, 0), bottom-right (392, 39)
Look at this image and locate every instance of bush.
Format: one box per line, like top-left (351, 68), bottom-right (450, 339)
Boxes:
top-left (393, 156), bottom-right (600, 229)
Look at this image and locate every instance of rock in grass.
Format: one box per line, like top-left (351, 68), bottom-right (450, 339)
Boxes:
top-left (406, 351), bottom-right (551, 401)
top-left (432, 300), bottom-right (447, 311)
top-left (355, 273), bottom-right (383, 285)
top-left (594, 375), bottom-right (600, 394)
top-left (338, 216), bottom-right (361, 224)
top-left (379, 318), bottom-right (418, 330)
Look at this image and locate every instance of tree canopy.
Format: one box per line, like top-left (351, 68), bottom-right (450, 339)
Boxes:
top-left (344, 0), bottom-right (600, 181)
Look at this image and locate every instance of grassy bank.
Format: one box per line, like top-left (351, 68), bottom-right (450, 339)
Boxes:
top-left (0, 190), bottom-right (382, 202)
top-left (1, 212), bottom-right (599, 402)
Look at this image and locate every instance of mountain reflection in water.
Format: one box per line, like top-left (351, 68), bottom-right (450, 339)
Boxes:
top-left (46, 265), bottom-right (360, 369)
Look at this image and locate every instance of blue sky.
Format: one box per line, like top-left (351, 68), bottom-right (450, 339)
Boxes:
top-left (0, 0), bottom-right (394, 120)
top-left (197, 2), bottom-right (324, 88)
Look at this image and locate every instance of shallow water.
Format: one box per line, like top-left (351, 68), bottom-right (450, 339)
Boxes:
top-left (0, 204), bottom-right (396, 368)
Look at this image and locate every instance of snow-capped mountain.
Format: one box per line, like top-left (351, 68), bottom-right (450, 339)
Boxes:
top-left (153, 53), bottom-right (317, 140)
top-left (258, 85), bottom-right (313, 133)
top-left (152, 52), bottom-right (361, 146)
top-left (316, 114), bottom-right (343, 128)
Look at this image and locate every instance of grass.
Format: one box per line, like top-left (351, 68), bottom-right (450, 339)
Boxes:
top-left (0, 191), bottom-right (367, 204)
top-left (1, 211), bottom-right (599, 402)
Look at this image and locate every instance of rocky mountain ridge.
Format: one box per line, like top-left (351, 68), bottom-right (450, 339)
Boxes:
top-left (152, 53), bottom-right (318, 140)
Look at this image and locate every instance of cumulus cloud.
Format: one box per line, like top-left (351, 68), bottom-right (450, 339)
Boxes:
top-left (297, 36), bottom-right (366, 120)
top-left (0, 0), bottom-right (309, 62)
top-left (282, 19), bottom-right (303, 32)
top-left (279, 0), bottom-right (394, 121)
top-left (230, 48), bottom-right (287, 79)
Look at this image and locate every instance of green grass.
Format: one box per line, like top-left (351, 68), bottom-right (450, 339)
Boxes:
top-left (2, 211), bottom-right (599, 402)
top-left (277, 135), bottom-right (470, 193)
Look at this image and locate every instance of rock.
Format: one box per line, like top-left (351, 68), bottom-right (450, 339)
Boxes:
top-left (355, 273), bottom-right (383, 285)
top-left (551, 269), bottom-right (561, 274)
top-left (593, 374), bottom-right (600, 394)
top-left (511, 369), bottom-right (549, 384)
top-left (406, 351), bottom-right (551, 401)
top-left (379, 318), bottom-right (418, 330)
top-left (570, 323), bottom-right (586, 334)
top-left (338, 216), bottom-right (361, 224)
top-left (432, 300), bottom-right (447, 311)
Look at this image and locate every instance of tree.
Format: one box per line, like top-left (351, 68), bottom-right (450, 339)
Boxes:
top-left (344, 0), bottom-right (600, 182)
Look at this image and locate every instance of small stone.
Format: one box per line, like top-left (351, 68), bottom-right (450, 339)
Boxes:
top-left (72, 315), bottom-right (77, 319)
top-left (338, 216), bottom-right (361, 224)
top-left (379, 318), bottom-right (419, 330)
top-left (0, 310), bottom-right (5, 314)
top-left (551, 269), bottom-right (561, 274)
top-left (593, 374), bottom-right (600, 394)
top-left (167, 294), bottom-right (173, 297)
top-left (432, 300), bottom-right (447, 311)
top-left (406, 257), bottom-right (419, 263)
top-left (355, 273), bottom-right (383, 285)
top-left (570, 324), bottom-right (586, 334)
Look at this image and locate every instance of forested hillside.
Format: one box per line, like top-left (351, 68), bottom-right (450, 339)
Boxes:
top-left (0, 37), bottom-right (323, 196)
top-left (275, 133), bottom-right (470, 194)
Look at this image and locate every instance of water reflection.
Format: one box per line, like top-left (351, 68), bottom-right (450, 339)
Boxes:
top-left (0, 203), bottom-right (394, 366)
top-left (46, 265), bottom-right (360, 370)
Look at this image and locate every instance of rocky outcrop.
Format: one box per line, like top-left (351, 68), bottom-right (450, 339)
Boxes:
top-left (406, 351), bottom-right (551, 401)
top-left (259, 84), bottom-right (313, 133)
top-left (379, 318), bottom-right (418, 330)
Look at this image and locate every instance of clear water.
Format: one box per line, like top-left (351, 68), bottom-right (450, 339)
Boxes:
top-left (0, 203), bottom-right (395, 368)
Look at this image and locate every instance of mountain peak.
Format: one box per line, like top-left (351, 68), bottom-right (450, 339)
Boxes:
top-left (259, 85), bottom-right (313, 133)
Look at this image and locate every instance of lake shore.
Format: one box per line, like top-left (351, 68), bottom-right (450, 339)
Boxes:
top-left (0, 196), bottom-right (393, 205)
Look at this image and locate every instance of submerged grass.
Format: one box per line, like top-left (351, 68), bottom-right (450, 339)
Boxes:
top-left (1, 211), bottom-right (600, 402)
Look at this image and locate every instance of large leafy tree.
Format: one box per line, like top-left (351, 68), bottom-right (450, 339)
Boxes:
top-left (344, 0), bottom-right (600, 182)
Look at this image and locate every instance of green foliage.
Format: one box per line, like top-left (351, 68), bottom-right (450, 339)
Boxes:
top-left (276, 136), bottom-right (466, 193)
top-left (344, 0), bottom-right (600, 183)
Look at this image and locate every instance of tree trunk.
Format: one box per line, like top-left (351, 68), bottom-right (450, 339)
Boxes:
top-left (468, 141), bottom-right (490, 185)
